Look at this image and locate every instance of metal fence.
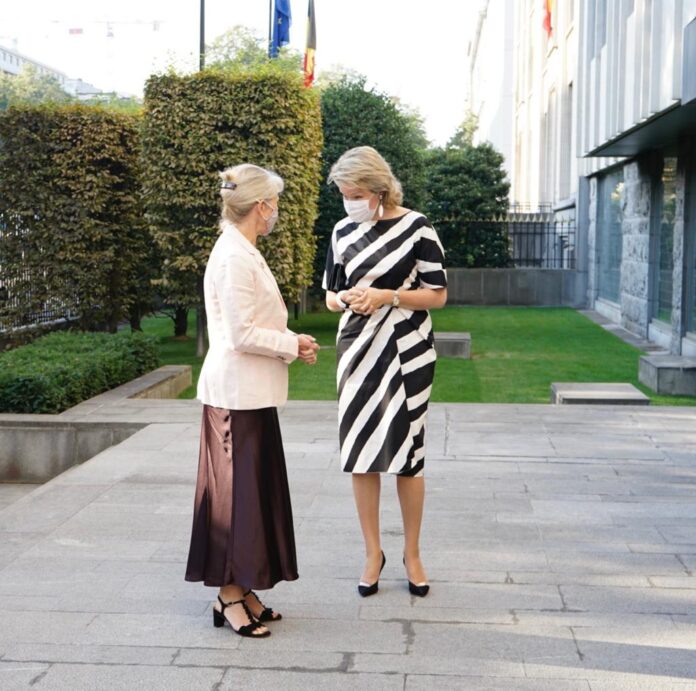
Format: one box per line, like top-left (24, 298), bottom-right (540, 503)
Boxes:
top-left (506, 215), bottom-right (576, 269)
top-left (0, 219), bottom-right (78, 332)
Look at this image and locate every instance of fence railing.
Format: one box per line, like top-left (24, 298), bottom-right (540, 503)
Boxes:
top-left (467, 212), bottom-right (576, 270)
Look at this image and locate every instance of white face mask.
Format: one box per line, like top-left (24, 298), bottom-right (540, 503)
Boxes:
top-left (343, 197), bottom-right (375, 224)
top-left (260, 202), bottom-right (278, 235)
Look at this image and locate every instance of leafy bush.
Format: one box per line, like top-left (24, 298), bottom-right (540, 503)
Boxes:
top-left (424, 142), bottom-right (511, 268)
top-left (0, 331), bottom-right (159, 413)
top-left (0, 104), bottom-right (150, 332)
top-left (141, 68), bottom-right (322, 307)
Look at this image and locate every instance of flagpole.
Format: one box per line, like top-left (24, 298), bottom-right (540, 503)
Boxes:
top-left (199, 0), bottom-right (205, 70)
top-left (268, 0), bottom-right (274, 58)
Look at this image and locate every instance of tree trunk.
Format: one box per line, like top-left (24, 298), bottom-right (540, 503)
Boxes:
top-left (174, 306), bottom-right (188, 337)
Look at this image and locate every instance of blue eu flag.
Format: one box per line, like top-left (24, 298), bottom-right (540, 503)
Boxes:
top-left (271, 0), bottom-right (292, 57)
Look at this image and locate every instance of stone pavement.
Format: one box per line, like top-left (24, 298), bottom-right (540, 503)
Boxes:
top-left (1, 398), bottom-right (696, 690)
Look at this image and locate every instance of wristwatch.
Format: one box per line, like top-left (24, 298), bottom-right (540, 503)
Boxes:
top-left (391, 289), bottom-right (400, 307)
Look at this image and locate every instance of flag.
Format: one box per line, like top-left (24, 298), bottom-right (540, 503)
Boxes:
top-left (271, 0), bottom-right (292, 58)
top-left (543, 0), bottom-right (554, 37)
top-left (304, 0), bottom-right (316, 87)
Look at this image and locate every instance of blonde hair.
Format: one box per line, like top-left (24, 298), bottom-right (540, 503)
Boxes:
top-left (219, 163), bottom-right (284, 225)
top-left (327, 146), bottom-right (403, 208)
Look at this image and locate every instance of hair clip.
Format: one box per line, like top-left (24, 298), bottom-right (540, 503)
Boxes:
top-left (221, 181), bottom-right (237, 190)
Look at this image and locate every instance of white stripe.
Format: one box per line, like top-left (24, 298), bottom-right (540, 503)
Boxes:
top-left (336, 222), bottom-right (376, 258)
top-left (407, 386), bottom-right (432, 411)
top-left (340, 355), bottom-right (402, 462)
top-left (416, 260), bottom-right (444, 274)
top-left (344, 212), bottom-right (419, 278)
top-left (401, 349), bottom-right (436, 376)
top-left (420, 224), bottom-right (445, 251)
top-left (351, 387), bottom-right (408, 473)
top-left (385, 432), bottom-right (416, 474)
top-left (420, 279), bottom-right (447, 289)
top-left (336, 308), bottom-right (393, 385)
top-left (396, 329), bottom-right (424, 353)
top-left (360, 239), bottom-right (416, 287)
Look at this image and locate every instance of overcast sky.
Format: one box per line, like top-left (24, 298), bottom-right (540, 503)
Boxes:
top-left (3, 0), bottom-right (485, 145)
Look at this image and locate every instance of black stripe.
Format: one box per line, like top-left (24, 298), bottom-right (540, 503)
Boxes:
top-left (342, 367), bottom-right (407, 472)
top-left (418, 270), bottom-right (447, 287)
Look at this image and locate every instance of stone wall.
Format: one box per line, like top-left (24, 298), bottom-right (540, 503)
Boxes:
top-left (670, 162), bottom-right (687, 353)
top-left (619, 158), bottom-right (652, 339)
top-left (587, 177), bottom-right (599, 306)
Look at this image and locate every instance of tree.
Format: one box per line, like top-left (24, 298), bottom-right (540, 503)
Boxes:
top-left (424, 142), bottom-right (511, 268)
top-left (0, 64), bottom-right (72, 110)
top-left (448, 110), bottom-right (479, 149)
top-left (313, 76), bottom-right (429, 290)
top-left (206, 26), bottom-right (301, 74)
top-left (141, 70), bottom-right (322, 350)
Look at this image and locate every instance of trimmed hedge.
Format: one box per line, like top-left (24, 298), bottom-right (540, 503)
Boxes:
top-left (0, 104), bottom-right (149, 332)
top-left (0, 331), bottom-right (159, 413)
top-left (142, 68), bottom-right (323, 305)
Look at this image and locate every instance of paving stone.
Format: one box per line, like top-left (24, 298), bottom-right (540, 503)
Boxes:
top-left (31, 663), bottom-right (224, 690)
top-left (405, 675), bottom-right (591, 690)
top-left (1, 643), bottom-right (178, 665)
top-left (217, 669), bottom-right (404, 691)
top-left (0, 661), bottom-right (49, 690)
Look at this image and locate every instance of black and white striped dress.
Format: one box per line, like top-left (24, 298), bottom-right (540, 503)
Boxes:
top-left (323, 211), bottom-right (447, 477)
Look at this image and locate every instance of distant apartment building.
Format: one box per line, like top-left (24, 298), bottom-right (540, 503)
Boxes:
top-left (578, 0), bottom-right (696, 356)
top-left (0, 45), bottom-right (68, 87)
top-left (1, 44), bottom-right (108, 101)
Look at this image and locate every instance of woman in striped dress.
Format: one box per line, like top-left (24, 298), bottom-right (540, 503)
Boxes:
top-left (323, 146), bottom-right (447, 597)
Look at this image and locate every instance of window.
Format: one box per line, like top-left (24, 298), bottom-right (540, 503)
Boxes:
top-left (597, 169), bottom-right (624, 303)
top-left (652, 158), bottom-right (678, 323)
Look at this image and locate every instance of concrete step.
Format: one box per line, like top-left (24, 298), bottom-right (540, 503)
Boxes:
top-left (551, 382), bottom-right (650, 405)
top-left (434, 331), bottom-right (471, 359)
top-left (639, 355), bottom-right (696, 396)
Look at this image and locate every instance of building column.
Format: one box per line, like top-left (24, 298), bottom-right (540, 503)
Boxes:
top-left (586, 176), bottom-right (599, 306)
top-left (670, 159), bottom-right (687, 354)
top-left (620, 158), bottom-right (652, 338)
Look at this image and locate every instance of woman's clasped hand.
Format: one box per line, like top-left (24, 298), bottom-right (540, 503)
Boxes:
top-left (297, 334), bottom-right (319, 364)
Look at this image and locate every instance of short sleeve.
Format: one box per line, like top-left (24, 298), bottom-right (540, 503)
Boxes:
top-left (322, 227), bottom-right (348, 292)
top-left (415, 222), bottom-right (447, 289)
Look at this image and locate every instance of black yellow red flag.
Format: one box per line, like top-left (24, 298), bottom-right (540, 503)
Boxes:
top-left (304, 0), bottom-right (316, 87)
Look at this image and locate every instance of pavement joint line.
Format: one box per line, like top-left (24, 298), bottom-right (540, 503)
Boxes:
top-left (569, 626), bottom-right (586, 661)
top-left (675, 554), bottom-right (693, 576)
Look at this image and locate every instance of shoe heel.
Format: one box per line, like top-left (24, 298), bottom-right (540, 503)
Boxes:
top-left (213, 608), bottom-right (225, 628)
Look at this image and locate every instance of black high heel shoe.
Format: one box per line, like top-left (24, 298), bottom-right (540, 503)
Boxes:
top-left (403, 557), bottom-right (430, 597)
top-left (212, 595), bottom-right (271, 638)
top-left (358, 551), bottom-right (386, 597)
top-left (243, 589), bottom-right (282, 622)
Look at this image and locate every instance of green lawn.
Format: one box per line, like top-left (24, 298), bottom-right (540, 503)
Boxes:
top-left (140, 307), bottom-right (696, 406)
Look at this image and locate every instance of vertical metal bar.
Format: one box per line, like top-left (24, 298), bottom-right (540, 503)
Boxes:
top-left (199, 0), bottom-right (205, 70)
top-left (268, 0), bottom-right (274, 57)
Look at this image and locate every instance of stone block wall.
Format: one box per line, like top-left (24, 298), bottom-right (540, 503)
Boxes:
top-left (587, 177), bottom-right (599, 305)
top-left (619, 159), bottom-right (653, 338)
top-left (670, 162), bottom-right (687, 353)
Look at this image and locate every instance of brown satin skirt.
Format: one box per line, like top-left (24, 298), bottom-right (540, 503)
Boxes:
top-left (184, 405), bottom-right (298, 589)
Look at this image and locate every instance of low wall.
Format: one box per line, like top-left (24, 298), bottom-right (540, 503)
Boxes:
top-left (0, 365), bottom-right (192, 483)
top-left (447, 268), bottom-right (587, 307)
top-left (0, 419), bottom-right (144, 482)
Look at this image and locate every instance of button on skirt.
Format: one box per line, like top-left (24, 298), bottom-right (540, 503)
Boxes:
top-left (184, 405), bottom-right (298, 589)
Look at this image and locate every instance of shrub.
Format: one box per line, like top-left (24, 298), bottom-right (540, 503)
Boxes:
top-left (141, 68), bottom-right (323, 308)
top-left (0, 104), bottom-right (150, 332)
top-left (424, 143), bottom-right (511, 268)
top-left (0, 331), bottom-right (159, 413)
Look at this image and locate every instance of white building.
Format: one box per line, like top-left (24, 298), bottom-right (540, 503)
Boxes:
top-left (511, 0), bottom-right (579, 217)
top-left (0, 45), bottom-right (68, 87)
top-left (578, 0), bottom-right (696, 358)
top-left (468, 0), bottom-right (515, 183)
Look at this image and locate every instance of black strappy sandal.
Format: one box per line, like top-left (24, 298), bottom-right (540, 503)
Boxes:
top-left (243, 589), bottom-right (282, 622)
top-left (212, 596), bottom-right (271, 638)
